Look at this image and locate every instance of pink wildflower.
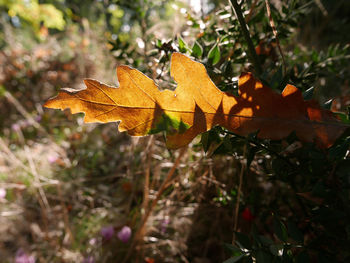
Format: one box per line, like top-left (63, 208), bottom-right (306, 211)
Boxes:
top-left (100, 226), bottom-right (114, 241)
top-left (0, 188), bottom-right (6, 199)
top-left (117, 226), bottom-right (131, 243)
top-left (15, 249), bottom-right (35, 263)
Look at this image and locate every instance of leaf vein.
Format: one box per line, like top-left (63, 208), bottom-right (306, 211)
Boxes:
top-left (88, 80), bottom-right (118, 105)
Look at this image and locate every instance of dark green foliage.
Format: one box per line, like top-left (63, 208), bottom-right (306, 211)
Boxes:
top-left (188, 2), bottom-right (350, 262)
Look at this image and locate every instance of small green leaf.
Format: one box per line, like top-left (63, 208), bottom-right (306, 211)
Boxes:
top-left (208, 44), bottom-right (221, 65)
top-left (269, 244), bottom-right (284, 257)
top-left (223, 254), bottom-right (245, 263)
top-left (201, 132), bottom-right (209, 152)
top-left (328, 137), bottom-right (350, 160)
top-left (256, 235), bottom-right (273, 246)
top-left (155, 39), bottom-right (162, 48)
top-left (282, 5), bottom-right (288, 14)
top-left (322, 99), bottom-right (333, 110)
top-left (191, 41), bottom-right (203, 58)
top-left (201, 128), bottom-right (221, 152)
top-left (273, 218), bottom-right (288, 242)
top-left (222, 60), bottom-right (234, 77)
top-left (223, 243), bottom-right (242, 253)
top-left (311, 50), bottom-right (319, 62)
top-left (247, 146), bottom-right (258, 168)
top-left (303, 86), bottom-right (314, 100)
top-left (247, 130), bottom-right (259, 141)
top-left (334, 112), bottom-right (350, 124)
top-left (178, 37), bottom-right (188, 53)
top-left (282, 247), bottom-right (293, 262)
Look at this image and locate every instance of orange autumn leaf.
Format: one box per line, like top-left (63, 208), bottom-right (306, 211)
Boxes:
top-left (44, 53), bottom-right (347, 149)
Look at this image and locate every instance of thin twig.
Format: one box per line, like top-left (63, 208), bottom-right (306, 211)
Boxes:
top-left (24, 146), bottom-right (51, 212)
top-left (0, 137), bottom-right (33, 174)
top-left (264, 0), bottom-right (287, 75)
top-left (140, 147), bottom-right (187, 233)
top-left (4, 89), bottom-right (71, 167)
top-left (138, 136), bottom-right (154, 260)
top-left (0, 138), bottom-right (60, 185)
top-left (232, 145), bottom-right (246, 243)
top-left (57, 183), bottom-right (75, 244)
top-left (315, 0), bottom-right (328, 16)
top-left (142, 136), bottom-right (154, 213)
top-left (23, 145), bottom-right (50, 237)
top-left (5, 91), bottom-right (42, 131)
top-left (229, 0), bottom-right (262, 75)
top-left (245, 0), bottom-right (259, 23)
top-left (126, 139), bottom-right (138, 215)
top-left (122, 147), bottom-right (187, 263)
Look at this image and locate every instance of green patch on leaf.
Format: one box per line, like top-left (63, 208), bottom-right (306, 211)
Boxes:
top-left (148, 113), bottom-right (190, 135)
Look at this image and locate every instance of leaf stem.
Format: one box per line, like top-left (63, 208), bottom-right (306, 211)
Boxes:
top-left (229, 0), bottom-right (262, 75)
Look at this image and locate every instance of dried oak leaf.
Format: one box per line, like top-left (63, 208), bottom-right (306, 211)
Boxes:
top-left (44, 53), bottom-right (347, 148)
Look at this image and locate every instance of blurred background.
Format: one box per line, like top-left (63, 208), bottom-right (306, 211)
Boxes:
top-left (0, 0), bottom-right (349, 262)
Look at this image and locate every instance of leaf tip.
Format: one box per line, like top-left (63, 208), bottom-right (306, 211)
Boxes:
top-left (43, 99), bottom-right (52, 109)
top-left (43, 95), bottom-right (60, 110)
